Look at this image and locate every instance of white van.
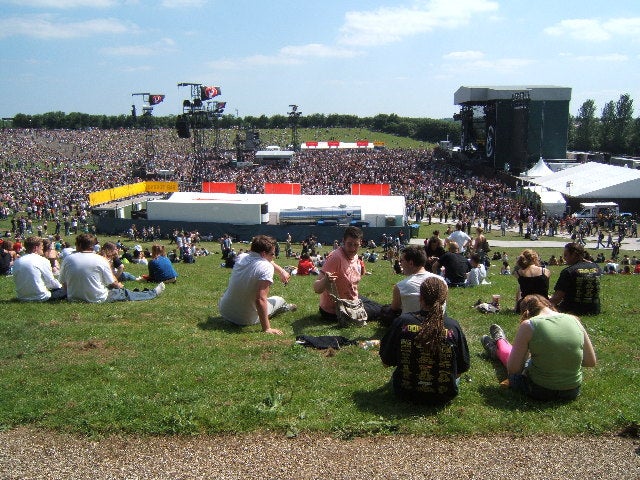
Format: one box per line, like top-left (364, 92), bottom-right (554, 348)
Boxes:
top-left (572, 202), bottom-right (619, 220)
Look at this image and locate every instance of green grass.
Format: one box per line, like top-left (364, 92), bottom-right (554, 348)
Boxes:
top-left (0, 232), bottom-right (638, 438)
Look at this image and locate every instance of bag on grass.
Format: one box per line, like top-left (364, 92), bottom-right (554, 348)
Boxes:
top-left (332, 296), bottom-right (368, 327)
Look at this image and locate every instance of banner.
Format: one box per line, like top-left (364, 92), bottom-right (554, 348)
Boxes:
top-left (264, 183), bottom-right (301, 195)
top-left (351, 184), bottom-right (391, 196)
top-left (200, 86), bottom-right (221, 100)
top-left (149, 94), bottom-right (165, 105)
top-left (202, 182), bottom-right (236, 193)
top-left (327, 141), bottom-right (340, 147)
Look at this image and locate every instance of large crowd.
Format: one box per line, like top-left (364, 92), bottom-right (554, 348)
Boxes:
top-left (1, 128), bottom-right (545, 232)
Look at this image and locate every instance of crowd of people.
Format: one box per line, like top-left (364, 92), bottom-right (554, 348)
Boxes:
top-left (0, 127), bottom-right (625, 407)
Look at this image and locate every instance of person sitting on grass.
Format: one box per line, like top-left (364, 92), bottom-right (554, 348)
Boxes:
top-left (100, 242), bottom-right (138, 282)
top-left (60, 234), bottom-right (165, 303)
top-left (481, 294), bottom-right (596, 401)
top-left (145, 244), bottom-right (178, 283)
top-left (218, 235), bottom-right (294, 335)
top-left (294, 252), bottom-right (319, 275)
top-left (13, 236), bottom-right (66, 301)
top-left (380, 277), bottom-right (470, 404)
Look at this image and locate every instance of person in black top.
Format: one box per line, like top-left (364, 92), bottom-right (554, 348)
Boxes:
top-left (513, 249), bottom-right (551, 313)
top-left (380, 277), bottom-right (470, 404)
top-left (550, 242), bottom-right (602, 315)
top-left (434, 242), bottom-right (470, 287)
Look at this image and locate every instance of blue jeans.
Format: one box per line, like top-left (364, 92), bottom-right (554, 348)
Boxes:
top-left (107, 288), bottom-right (158, 302)
top-left (119, 271), bottom-right (138, 281)
top-left (508, 373), bottom-right (581, 401)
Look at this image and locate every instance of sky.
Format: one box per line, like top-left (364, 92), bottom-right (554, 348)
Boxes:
top-left (1, 0), bottom-right (640, 120)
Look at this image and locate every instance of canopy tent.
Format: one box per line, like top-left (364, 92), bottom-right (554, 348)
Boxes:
top-left (524, 185), bottom-right (566, 217)
top-left (523, 157), bottom-right (553, 178)
top-left (526, 162), bottom-right (640, 198)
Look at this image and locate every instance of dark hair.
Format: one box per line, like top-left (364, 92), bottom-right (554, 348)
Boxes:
top-left (401, 244), bottom-right (427, 267)
top-left (520, 294), bottom-right (556, 321)
top-left (75, 233), bottom-right (97, 251)
top-left (470, 253), bottom-right (481, 264)
top-left (564, 242), bottom-right (586, 259)
top-left (415, 277), bottom-right (448, 355)
top-left (343, 226), bottom-right (363, 241)
top-left (24, 236), bottom-right (43, 253)
top-left (250, 235), bottom-right (276, 254)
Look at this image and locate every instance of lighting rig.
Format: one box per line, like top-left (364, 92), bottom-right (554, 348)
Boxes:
top-left (131, 92), bottom-right (165, 178)
top-left (176, 82), bottom-right (226, 187)
top-left (288, 104), bottom-right (302, 152)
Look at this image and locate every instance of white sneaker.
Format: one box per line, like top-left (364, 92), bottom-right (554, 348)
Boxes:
top-left (155, 282), bottom-right (166, 295)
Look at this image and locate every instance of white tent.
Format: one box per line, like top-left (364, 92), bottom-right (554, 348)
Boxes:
top-left (524, 186), bottom-right (566, 217)
top-left (523, 157), bottom-right (553, 178)
top-left (526, 162), bottom-right (640, 198)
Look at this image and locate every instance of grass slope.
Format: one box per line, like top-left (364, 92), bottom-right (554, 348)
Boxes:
top-left (0, 230), bottom-right (638, 437)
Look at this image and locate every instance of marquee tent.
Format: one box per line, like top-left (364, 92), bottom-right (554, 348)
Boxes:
top-left (523, 157), bottom-right (553, 178)
top-left (525, 162), bottom-right (640, 198)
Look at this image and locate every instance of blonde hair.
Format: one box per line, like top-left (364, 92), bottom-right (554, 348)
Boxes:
top-left (516, 249), bottom-right (540, 269)
top-left (151, 244), bottom-right (166, 258)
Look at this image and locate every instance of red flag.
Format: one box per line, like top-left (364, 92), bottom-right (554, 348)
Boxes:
top-left (149, 94), bottom-right (165, 105)
top-left (201, 86), bottom-right (221, 100)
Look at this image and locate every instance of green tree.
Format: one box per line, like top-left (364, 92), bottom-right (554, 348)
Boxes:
top-left (600, 101), bottom-right (616, 153)
top-left (614, 93), bottom-right (634, 154)
top-left (573, 99), bottom-right (599, 151)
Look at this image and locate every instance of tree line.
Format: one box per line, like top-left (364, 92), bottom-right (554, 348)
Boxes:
top-left (7, 92), bottom-right (640, 156)
top-left (569, 93), bottom-right (640, 156)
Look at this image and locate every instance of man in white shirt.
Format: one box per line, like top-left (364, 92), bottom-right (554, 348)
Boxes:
top-left (60, 234), bottom-right (164, 303)
top-left (219, 235), bottom-right (294, 335)
top-left (446, 222), bottom-right (472, 253)
top-left (13, 236), bottom-right (65, 301)
top-left (390, 245), bottom-right (447, 315)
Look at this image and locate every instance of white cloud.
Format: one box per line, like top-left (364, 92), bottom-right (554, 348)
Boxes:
top-left (5, 0), bottom-right (116, 7)
top-left (544, 17), bottom-right (640, 42)
top-left (571, 53), bottom-right (628, 62)
top-left (339, 0), bottom-right (499, 47)
top-left (443, 52), bottom-right (534, 74)
top-left (101, 38), bottom-right (177, 56)
top-left (0, 14), bottom-right (137, 39)
top-left (160, 0), bottom-right (206, 7)
top-left (443, 50), bottom-right (485, 61)
top-left (279, 43), bottom-right (358, 59)
top-left (213, 43), bottom-right (359, 69)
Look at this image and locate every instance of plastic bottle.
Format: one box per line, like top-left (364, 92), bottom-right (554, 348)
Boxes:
top-left (360, 339), bottom-right (381, 350)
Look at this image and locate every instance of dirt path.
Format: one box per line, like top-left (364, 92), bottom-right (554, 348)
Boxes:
top-left (1, 428), bottom-right (638, 479)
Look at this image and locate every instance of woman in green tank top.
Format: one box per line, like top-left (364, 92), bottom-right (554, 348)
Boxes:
top-left (481, 294), bottom-right (597, 401)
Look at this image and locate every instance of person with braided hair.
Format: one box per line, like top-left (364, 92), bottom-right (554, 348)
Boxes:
top-left (379, 277), bottom-right (470, 404)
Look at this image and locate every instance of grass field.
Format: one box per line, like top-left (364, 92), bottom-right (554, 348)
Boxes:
top-left (0, 226), bottom-right (638, 438)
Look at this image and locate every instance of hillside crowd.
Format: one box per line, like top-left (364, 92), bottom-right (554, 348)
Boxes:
top-left (1, 128), bottom-right (546, 232)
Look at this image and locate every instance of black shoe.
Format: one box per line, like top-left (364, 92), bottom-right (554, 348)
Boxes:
top-left (481, 335), bottom-right (497, 359)
top-left (490, 324), bottom-right (506, 341)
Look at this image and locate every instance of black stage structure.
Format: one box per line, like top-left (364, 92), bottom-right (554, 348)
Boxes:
top-left (454, 86), bottom-right (571, 175)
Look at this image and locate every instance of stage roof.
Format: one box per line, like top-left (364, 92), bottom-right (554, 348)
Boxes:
top-left (454, 85), bottom-right (571, 105)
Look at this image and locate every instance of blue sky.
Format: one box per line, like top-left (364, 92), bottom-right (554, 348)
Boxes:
top-left (1, 0), bottom-right (639, 120)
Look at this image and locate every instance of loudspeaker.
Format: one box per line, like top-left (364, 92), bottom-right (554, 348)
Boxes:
top-left (176, 115), bottom-right (191, 138)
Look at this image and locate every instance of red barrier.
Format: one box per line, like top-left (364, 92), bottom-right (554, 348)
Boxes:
top-left (351, 184), bottom-right (391, 195)
top-left (264, 183), bottom-right (301, 194)
top-left (202, 182), bottom-right (237, 193)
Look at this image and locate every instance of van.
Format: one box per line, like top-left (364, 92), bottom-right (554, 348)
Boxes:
top-left (572, 202), bottom-right (619, 220)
